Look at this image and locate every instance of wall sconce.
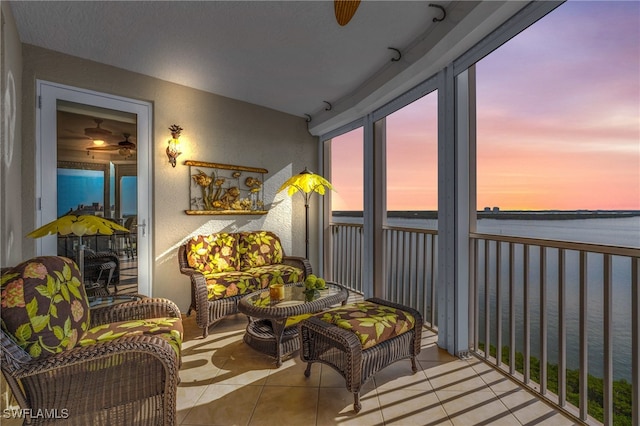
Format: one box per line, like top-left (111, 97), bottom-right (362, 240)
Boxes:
top-left (167, 124), bottom-right (183, 167)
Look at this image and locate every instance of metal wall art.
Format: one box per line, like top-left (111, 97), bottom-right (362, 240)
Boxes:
top-left (185, 160), bottom-right (268, 215)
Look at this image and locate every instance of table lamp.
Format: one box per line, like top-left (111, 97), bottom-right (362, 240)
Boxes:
top-left (278, 167), bottom-right (333, 259)
top-left (27, 215), bottom-right (129, 282)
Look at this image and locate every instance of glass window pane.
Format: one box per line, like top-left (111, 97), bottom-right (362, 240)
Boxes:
top-left (330, 127), bottom-right (364, 215)
top-left (476, 1), bottom-right (639, 214)
top-left (385, 92), bottom-right (438, 229)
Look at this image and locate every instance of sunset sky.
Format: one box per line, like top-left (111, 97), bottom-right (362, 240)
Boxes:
top-left (330, 1), bottom-right (639, 212)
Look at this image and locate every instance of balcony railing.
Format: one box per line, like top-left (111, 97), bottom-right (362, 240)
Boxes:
top-left (384, 226), bottom-right (438, 329)
top-left (470, 233), bottom-right (639, 425)
top-left (330, 221), bottom-right (639, 425)
top-left (330, 223), bottom-right (364, 293)
top-left (329, 223), bottom-right (438, 328)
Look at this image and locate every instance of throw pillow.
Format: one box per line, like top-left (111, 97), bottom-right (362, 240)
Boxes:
top-left (186, 233), bottom-right (239, 273)
top-left (238, 231), bottom-right (284, 268)
top-left (1, 256), bottom-right (90, 358)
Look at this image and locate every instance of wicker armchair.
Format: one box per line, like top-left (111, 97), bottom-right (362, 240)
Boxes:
top-left (1, 256), bottom-right (183, 425)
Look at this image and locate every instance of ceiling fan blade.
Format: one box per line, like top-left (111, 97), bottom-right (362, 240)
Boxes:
top-left (334, 0), bottom-right (361, 26)
top-left (118, 141), bottom-right (136, 149)
top-left (87, 145), bottom-right (120, 151)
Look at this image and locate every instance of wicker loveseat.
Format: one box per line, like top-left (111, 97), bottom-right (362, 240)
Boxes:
top-left (178, 230), bottom-right (312, 337)
top-left (1, 256), bottom-right (183, 425)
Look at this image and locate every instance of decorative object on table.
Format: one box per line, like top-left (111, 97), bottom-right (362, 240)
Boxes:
top-left (278, 167), bottom-right (334, 258)
top-left (27, 214), bottom-right (129, 283)
top-left (185, 160), bottom-right (268, 215)
top-left (269, 283), bottom-right (285, 301)
top-left (166, 124), bottom-right (183, 167)
top-left (303, 274), bottom-right (326, 301)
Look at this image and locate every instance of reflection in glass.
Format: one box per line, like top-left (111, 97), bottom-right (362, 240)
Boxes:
top-left (121, 176), bottom-right (138, 217)
top-left (57, 169), bottom-right (105, 217)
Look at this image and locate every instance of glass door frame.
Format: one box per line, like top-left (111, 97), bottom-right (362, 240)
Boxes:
top-left (35, 80), bottom-right (153, 296)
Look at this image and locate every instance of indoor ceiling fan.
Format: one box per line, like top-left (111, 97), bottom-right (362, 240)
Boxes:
top-left (58, 117), bottom-right (113, 144)
top-left (87, 133), bottom-right (136, 158)
top-left (83, 118), bottom-right (112, 141)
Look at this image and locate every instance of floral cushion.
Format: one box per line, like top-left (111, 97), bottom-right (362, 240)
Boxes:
top-left (316, 301), bottom-right (415, 349)
top-left (79, 317), bottom-right (183, 357)
top-left (285, 313), bottom-right (312, 328)
top-left (186, 233), bottom-right (239, 274)
top-left (0, 256), bottom-right (90, 359)
top-left (238, 231), bottom-right (283, 268)
top-left (203, 271), bottom-right (260, 300)
top-left (245, 264), bottom-right (304, 288)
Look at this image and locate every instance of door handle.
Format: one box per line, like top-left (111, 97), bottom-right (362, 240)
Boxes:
top-left (138, 219), bottom-right (147, 237)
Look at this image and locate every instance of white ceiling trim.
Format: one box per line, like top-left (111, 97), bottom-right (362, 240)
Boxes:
top-left (308, 1), bottom-right (529, 136)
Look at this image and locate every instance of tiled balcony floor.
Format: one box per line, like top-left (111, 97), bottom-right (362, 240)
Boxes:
top-left (178, 313), bottom-right (578, 426)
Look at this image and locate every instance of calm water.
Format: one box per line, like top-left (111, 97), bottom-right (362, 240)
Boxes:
top-left (333, 214), bottom-right (640, 380)
top-left (477, 216), bottom-right (638, 381)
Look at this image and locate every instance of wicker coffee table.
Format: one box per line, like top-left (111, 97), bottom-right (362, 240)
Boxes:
top-left (238, 281), bottom-right (348, 367)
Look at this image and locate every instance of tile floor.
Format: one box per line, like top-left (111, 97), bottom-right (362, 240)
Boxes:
top-left (178, 313), bottom-right (579, 426)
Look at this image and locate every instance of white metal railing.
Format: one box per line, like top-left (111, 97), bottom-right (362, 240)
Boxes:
top-left (329, 223), bottom-right (438, 329)
top-left (329, 223), bottom-right (364, 293)
top-left (470, 233), bottom-right (639, 425)
top-left (384, 226), bottom-right (438, 329)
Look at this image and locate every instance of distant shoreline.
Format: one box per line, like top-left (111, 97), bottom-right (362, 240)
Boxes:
top-left (332, 210), bottom-right (640, 220)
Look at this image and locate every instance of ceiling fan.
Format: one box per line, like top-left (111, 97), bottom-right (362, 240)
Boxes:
top-left (84, 118), bottom-right (112, 141)
top-left (334, 0), bottom-right (361, 26)
top-left (87, 133), bottom-right (136, 158)
top-left (57, 117), bottom-right (113, 145)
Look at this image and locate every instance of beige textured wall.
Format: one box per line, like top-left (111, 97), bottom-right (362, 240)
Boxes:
top-left (0, 2), bottom-right (23, 410)
top-left (19, 45), bottom-right (318, 311)
top-left (1, 3), bottom-right (23, 267)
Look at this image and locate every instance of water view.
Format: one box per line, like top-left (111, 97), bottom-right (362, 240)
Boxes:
top-left (332, 211), bottom-right (640, 381)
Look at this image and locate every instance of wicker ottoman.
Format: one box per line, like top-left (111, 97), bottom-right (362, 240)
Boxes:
top-left (298, 297), bottom-right (423, 413)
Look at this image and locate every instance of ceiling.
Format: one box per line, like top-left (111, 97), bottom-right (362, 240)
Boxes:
top-left (9, 1), bottom-right (525, 135)
top-left (57, 101), bottom-right (138, 160)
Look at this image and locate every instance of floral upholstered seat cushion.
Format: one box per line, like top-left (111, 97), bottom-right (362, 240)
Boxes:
top-left (79, 317), bottom-right (183, 357)
top-left (316, 301), bottom-right (415, 349)
top-left (245, 264), bottom-right (304, 288)
top-left (186, 233), bottom-right (239, 274)
top-left (203, 271), bottom-right (261, 300)
top-left (0, 256), bottom-right (90, 358)
top-left (238, 231), bottom-right (284, 268)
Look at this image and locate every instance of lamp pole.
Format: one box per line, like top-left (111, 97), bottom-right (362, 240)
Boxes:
top-left (77, 235), bottom-right (85, 283)
top-left (304, 197), bottom-right (310, 260)
top-left (277, 168), bottom-right (332, 261)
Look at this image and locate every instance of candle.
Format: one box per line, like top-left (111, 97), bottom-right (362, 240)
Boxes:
top-left (269, 283), bottom-right (285, 301)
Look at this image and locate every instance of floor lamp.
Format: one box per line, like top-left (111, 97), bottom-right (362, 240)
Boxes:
top-left (27, 215), bottom-right (129, 282)
top-left (278, 167), bottom-right (333, 259)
